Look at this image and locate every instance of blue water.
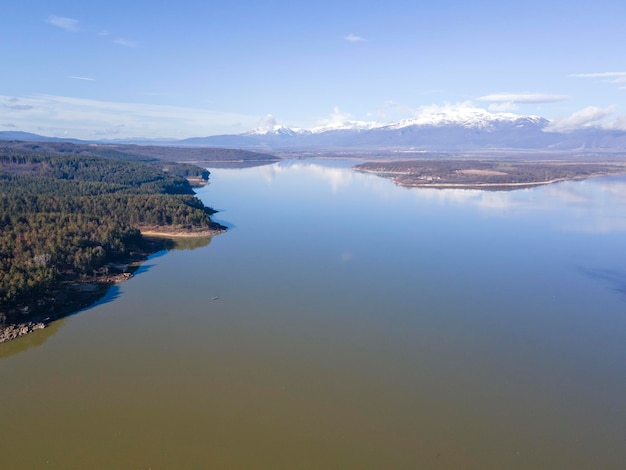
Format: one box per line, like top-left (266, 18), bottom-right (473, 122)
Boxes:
top-left (1, 159), bottom-right (625, 469)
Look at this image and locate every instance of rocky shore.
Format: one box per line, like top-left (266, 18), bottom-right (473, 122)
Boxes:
top-left (0, 238), bottom-right (169, 344)
top-left (0, 321), bottom-right (46, 343)
top-left (0, 223), bottom-right (230, 345)
top-left (0, 269), bottom-right (138, 344)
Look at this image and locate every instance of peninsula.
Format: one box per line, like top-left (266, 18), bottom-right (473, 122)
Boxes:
top-left (354, 159), bottom-right (626, 189)
top-left (0, 143), bottom-right (227, 343)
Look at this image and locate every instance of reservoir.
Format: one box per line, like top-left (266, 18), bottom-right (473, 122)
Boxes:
top-left (1, 159), bottom-right (626, 468)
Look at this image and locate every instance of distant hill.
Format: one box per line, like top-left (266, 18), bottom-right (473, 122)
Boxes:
top-left (178, 110), bottom-right (626, 152)
top-left (0, 140), bottom-right (280, 165)
top-left (0, 131), bottom-right (83, 144)
top-left (5, 107), bottom-right (626, 153)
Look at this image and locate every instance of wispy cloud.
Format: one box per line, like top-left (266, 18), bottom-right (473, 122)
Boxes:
top-left (570, 71), bottom-right (626, 80)
top-left (477, 93), bottom-right (569, 104)
top-left (113, 38), bottom-right (138, 48)
top-left (0, 94), bottom-right (260, 139)
top-left (330, 106), bottom-right (352, 122)
top-left (45, 15), bottom-right (138, 49)
top-left (2, 98), bottom-right (34, 111)
top-left (570, 72), bottom-right (626, 89)
top-left (45, 15), bottom-right (79, 32)
top-left (5, 104), bottom-right (34, 111)
top-left (2, 123), bottom-right (17, 128)
top-left (69, 76), bottom-right (96, 81)
top-left (546, 105), bottom-right (617, 132)
top-left (314, 107), bottom-right (355, 127)
top-left (345, 33), bottom-right (365, 42)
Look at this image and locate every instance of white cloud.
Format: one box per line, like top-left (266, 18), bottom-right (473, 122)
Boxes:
top-left (2, 97), bottom-right (33, 111)
top-left (312, 107), bottom-right (354, 128)
top-left (69, 76), bottom-right (95, 81)
top-left (477, 93), bottom-right (569, 103)
top-left (256, 114), bottom-right (277, 132)
top-left (2, 123), bottom-right (17, 128)
top-left (570, 72), bottom-right (626, 87)
top-left (0, 94), bottom-right (260, 139)
top-left (345, 34), bottom-right (365, 42)
top-left (410, 101), bottom-right (501, 121)
top-left (375, 100), bottom-right (521, 123)
top-left (601, 115), bottom-right (626, 131)
top-left (46, 15), bottom-right (79, 32)
top-left (546, 105), bottom-right (617, 132)
top-left (330, 106), bottom-right (352, 123)
top-left (113, 38), bottom-right (138, 48)
top-left (4, 104), bottom-right (34, 111)
top-left (570, 72), bottom-right (626, 79)
top-left (480, 93), bottom-right (567, 113)
top-left (45, 16), bottom-right (139, 49)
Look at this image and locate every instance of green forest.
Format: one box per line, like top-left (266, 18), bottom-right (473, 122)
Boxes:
top-left (0, 148), bottom-right (222, 312)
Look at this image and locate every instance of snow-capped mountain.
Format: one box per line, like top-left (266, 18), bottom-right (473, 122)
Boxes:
top-left (179, 107), bottom-right (577, 150)
top-left (5, 106), bottom-right (626, 151)
top-left (244, 107), bottom-right (546, 136)
top-left (377, 107), bottom-right (546, 131)
top-left (309, 119), bottom-right (381, 134)
top-left (242, 119), bottom-right (379, 136)
top-left (243, 124), bottom-right (305, 137)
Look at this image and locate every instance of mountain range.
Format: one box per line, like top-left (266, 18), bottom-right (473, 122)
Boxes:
top-left (3, 108), bottom-right (626, 152)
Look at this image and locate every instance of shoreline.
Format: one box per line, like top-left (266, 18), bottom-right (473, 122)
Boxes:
top-left (0, 146), bottom-right (230, 345)
top-left (0, 228), bottom-right (224, 344)
top-left (389, 175), bottom-right (600, 189)
top-left (0, 246), bottom-right (155, 344)
top-left (355, 161), bottom-right (626, 191)
top-left (140, 228), bottom-right (225, 238)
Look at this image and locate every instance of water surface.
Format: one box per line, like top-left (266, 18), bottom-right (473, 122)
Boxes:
top-left (1, 160), bottom-right (626, 468)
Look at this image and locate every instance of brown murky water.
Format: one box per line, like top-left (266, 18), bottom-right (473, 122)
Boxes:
top-left (2, 160), bottom-right (626, 468)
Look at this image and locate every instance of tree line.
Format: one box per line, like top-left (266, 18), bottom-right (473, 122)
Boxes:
top-left (0, 150), bottom-right (219, 307)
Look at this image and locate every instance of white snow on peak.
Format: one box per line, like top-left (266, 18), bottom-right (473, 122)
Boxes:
top-left (309, 119), bottom-right (381, 133)
top-left (242, 107), bottom-right (547, 136)
top-left (378, 106), bottom-right (540, 130)
top-left (243, 124), bottom-right (302, 136)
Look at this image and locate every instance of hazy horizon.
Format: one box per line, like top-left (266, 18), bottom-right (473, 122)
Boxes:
top-left (2, 1), bottom-right (626, 140)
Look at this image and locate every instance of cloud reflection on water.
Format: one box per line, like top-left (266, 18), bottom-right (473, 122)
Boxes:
top-left (406, 176), bottom-right (626, 233)
top-left (258, 160), bottom-right (358, 192)
top-left (260, 160), bottom-right (626, 234)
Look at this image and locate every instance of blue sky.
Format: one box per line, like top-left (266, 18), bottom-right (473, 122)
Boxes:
top-left (1, 0), bottom-right (626, 139)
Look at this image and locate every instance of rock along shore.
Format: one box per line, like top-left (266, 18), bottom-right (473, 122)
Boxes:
top-left (0, 229), bottom-right (221, 344)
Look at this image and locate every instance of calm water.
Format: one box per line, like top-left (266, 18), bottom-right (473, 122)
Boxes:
top-left (2, 159), bottom-right (626, 469)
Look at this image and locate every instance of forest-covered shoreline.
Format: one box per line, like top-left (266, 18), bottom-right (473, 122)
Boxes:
top-left (0, 144), bottom-right (225, 343)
